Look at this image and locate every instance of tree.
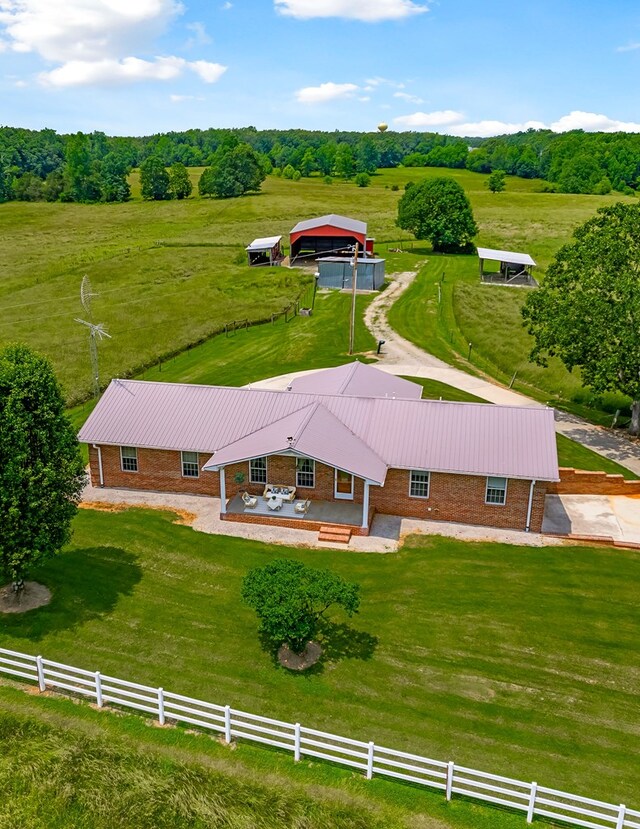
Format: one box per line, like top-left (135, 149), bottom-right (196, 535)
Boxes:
top-left (397, 176), bottom-right (478, 252)
top-left (0, 345), bottom-right (85, 589)
top-left (140, 155), bottom-right (170, 200)
top-left (99, 152), bottom-right (131, 203)
top-left (241, 559), bottom-right (361, 653)
top-left (201, 143), bottom-right (266, 199)
top-left (300, 148), bottom-right (316, 177)
top-left (355, 137), bottom-right (380, 174)
top-left (282, 163), bottom-right (296, 180)
top-left (168, 162), bottom-right (192, 199)
top-left (486, 169), bottom-right (506, 193)
top-left (522, 203), bottom-right (640, 434)
top-left (334, 143), bottom-right (355, 179)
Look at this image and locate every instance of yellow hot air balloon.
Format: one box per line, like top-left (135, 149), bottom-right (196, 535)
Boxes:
top-left (377, 122), bottom-right (388, 133)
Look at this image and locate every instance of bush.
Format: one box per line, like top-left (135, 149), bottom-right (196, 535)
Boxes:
top-left (282, 164), bottom-right (296, 180)
top-left (323, 175), bottom-right (333, 185)
top-left (354, 172), bottom-right (370, 187)
top-left (391, 184), bottom-right (399, 192)
top-left (291, 169), bottom-right (302, 181)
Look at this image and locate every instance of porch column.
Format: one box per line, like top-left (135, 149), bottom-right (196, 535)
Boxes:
top-left (361, 481), bottom-right (370, 529)
top-left (219, 467), bottom-right (227, 514)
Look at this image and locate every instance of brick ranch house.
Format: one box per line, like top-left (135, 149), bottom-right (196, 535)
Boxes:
top-left (78, 362), bottom-right (559, 536)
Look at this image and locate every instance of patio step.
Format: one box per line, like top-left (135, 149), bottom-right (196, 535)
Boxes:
top-left (318, 525), bottom-right (352, 544)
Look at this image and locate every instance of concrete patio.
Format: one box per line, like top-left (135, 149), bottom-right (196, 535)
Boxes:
top-left (225, 493), bottom-right (365, 527)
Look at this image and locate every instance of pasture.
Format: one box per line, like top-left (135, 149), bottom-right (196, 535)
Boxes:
top-left (0, 166), bottom-right (631, 405)
top-left (1, 507), bottom-right (638, 807)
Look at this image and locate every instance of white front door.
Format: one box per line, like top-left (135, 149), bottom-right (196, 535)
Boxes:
top-left (334, 468), bottom-right (354, 500)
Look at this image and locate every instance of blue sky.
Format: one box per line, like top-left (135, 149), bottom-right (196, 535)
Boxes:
top-left (1, 0), bottom-right (639, 136)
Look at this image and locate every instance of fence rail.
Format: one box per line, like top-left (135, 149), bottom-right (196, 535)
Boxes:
top-left (0, 648), bottom-right (637, 829)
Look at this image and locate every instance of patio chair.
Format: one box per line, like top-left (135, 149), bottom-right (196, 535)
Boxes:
top-left (294, 498), bottom-right (311, 515)
top-left (242, 491), bottom-right (258, 509)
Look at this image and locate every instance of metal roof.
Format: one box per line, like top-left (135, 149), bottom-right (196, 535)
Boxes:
top-left (79, 378), bottom-right (559, 482)
top-left (288, 362), bottom-right (422, 400)
top-left (290, 214), bottom-right (367, 236)
top-left (477, 247), bottom-right (537, 267)
top-left (317, 257), bottom-right (385, 264)
top-left (207, 402), bottom-right (388, 484)
top-left (246, 236), bottom-right (282, 251)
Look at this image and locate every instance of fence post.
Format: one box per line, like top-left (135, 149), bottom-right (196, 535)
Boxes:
top-left (527, 782), bottom-right (538, 823)
top-left (224, 705), bottom-right (232, 744)
top-left (158, 687), bottom-right (165, 726)
top-left (446, 761), bottom-right (454, 801)
top-left (366, 741), bottom-right (375, 780)
top-left (36, 655), bottom-right (45, 692)
top-left (95, 671), bottom-right (103, 708)
top-left (616, 805), bottom-right (626, 829)
top-left (294, 723), bottom-right (301, 762)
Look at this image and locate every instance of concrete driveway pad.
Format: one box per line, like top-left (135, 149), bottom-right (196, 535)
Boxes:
top-left (543, 494), bottom-right (640, 543)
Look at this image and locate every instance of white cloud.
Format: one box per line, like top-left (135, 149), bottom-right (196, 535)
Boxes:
top-left (221, 1), bottom-right (233, 8)
top-left (185, 21), bottom-right (211, 48)
top-left (394, 91), bottom-right (423, 104)
top-left (0, 0), bottom-right (226, 88)
top-left (275, 0), bottom-right (428, 22)
top-left (190, 59), bottom-right (226, 83)
top-left (170, 93), bottom-right (205, 102)
top-left (392, 108), bottom-right (640, 136)
top-left (616, 42), bottom-right (640, 52)
top-left (40, 56), bottom-right (226, 88)
top-left (295, 81), bottom-right (359, 103)
top-left (549, 110), bottom-right (640, 133)
top-left (447, 119), bottom-right (546, 137)
top-left (393, 109), bottom-right (464, 127)
top-left (358, 95), bottom-right (371, 102)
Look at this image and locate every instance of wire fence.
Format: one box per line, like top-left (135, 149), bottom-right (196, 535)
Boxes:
top-left (0, 647), bottom-right (637, 829)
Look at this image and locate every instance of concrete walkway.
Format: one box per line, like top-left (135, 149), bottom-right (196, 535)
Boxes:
top-left (80, 481), bottom-right (560, 551)
top-left (252, 270), bottom-right (640, 477)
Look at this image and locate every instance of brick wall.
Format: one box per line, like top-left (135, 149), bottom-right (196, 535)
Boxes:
top-left (88, 445), bottom-right (546, 533)
top-left (548, 468), bottom-right (640, 496)
top-left (370, 469), bottom-right (547, 533)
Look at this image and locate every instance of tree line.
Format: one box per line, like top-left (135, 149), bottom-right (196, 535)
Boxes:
top-left (2, 124), bottom-right (640, 202)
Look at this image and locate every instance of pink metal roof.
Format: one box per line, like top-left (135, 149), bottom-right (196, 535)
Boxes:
top-left (208, 402), bottom-right (388, 484)
top-left (290, 214), bottom-right (366, 236)
top-left (79, 378), bottom-right (559, 481)
top-left (288, 362), bottom-right (422, 400)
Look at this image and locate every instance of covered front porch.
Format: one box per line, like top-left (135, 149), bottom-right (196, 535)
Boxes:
top-left (225, 492), bottom-right (367, 527)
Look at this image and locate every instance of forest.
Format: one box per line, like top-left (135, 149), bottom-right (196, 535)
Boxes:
top-left (1, 124), bottom-right (639, 203)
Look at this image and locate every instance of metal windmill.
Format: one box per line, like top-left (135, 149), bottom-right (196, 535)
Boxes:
top-left (76, 275), bottom-right (111, 398)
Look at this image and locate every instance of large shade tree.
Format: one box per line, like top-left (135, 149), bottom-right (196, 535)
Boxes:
top-left (396, 176), bottom-right (477, 252)
top-left (0, 345), bottom-right (86, 589)
top-left (242, 559), bottom-right (361, 654)
top-left (522, 203), bottom-right (640, 434)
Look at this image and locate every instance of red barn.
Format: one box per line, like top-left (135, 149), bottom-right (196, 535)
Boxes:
top-left (289, 214), bottom-right (372, 263)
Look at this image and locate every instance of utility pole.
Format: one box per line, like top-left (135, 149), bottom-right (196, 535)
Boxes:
top-left (348, 242), bottom-right (359, 355)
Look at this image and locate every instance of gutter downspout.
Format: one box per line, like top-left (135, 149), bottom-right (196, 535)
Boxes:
top-left (93, 444), bottom-right (104, 487)
top-left (525, 479), bottom-right (536, 532)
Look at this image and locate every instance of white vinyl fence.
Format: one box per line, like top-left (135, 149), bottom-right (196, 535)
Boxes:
top-left (1, 647), bottom-right (637, 829)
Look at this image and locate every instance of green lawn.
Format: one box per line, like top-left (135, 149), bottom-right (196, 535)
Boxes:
top-left (0, 687), bottom-right (527, 829)
top-left (1, 166), bottom-right (630, 406)
top-left (388, 256), bottom-right (634, 428)
top-left (1, 508), bottom-right (638, 807)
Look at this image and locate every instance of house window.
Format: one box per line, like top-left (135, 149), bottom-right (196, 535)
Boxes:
top-left (181, 451), bottom-right (199, 478)
top-left (486, 476), bottom-right (507, 505)
top-left (409, 470), bottom-right (430, 498)
top-left (120, 446), bottom-right (138, 472)
top-left (250, 457), bottom-right (267, 484)
top-left (296, 458), bottom-right (315, 488)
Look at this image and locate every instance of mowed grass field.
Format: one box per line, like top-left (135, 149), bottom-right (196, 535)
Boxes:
top-left (1, 508), bottom-right (639, 807)
top-left (0, 166), bottom-right (630, 405)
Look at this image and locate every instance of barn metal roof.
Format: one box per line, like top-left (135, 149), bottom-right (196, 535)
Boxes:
top-left (477, 247), bottom-right (537, 267)
top-left (246, 236), bottom-right (282, 251)
top-left (290, 214), bottom-right (367, 236)
top-left (288, 362), bottom-right (422, 400)
top-left (79, 377), bottom-right (559, 482)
